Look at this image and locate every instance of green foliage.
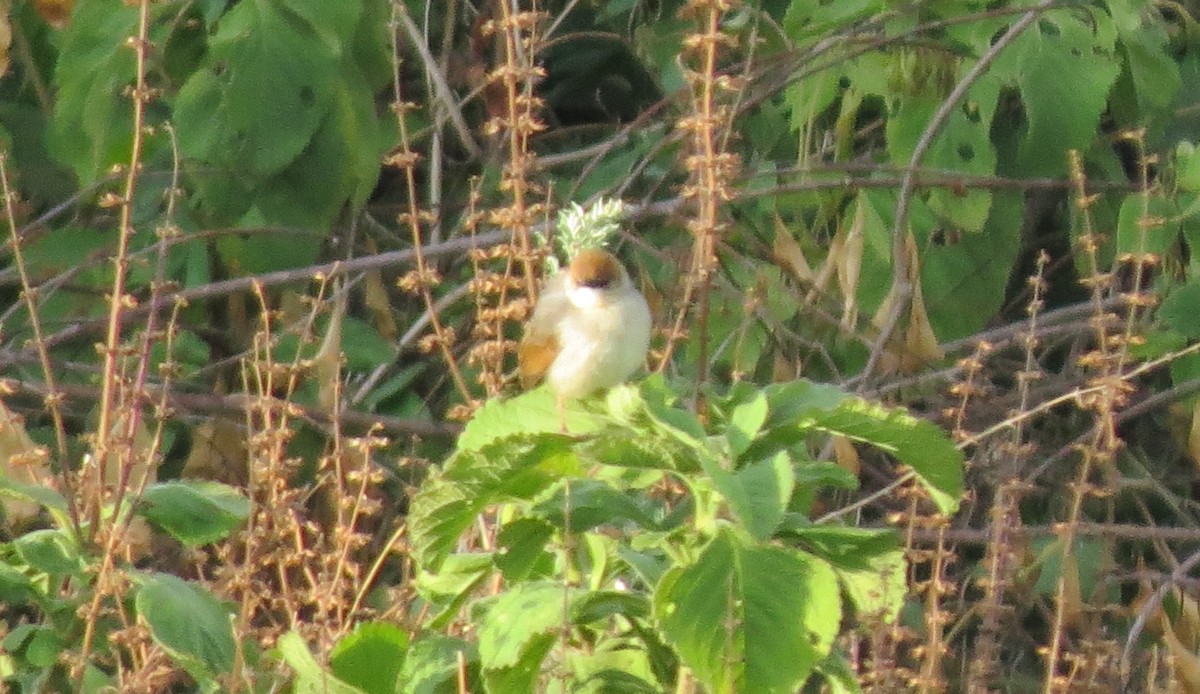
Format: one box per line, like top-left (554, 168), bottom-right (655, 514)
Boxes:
top-left (400, 377), bottom-right (962, 690)
top-left (138, 480), bottom-right (251, 547)
top-left (134, 572), bottom-right (237, 681)
top-left (0, 478), bottom-right (251, 689)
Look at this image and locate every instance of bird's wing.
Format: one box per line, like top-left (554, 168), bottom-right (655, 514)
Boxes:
top-left (518, 273), bottom-right (567, 389)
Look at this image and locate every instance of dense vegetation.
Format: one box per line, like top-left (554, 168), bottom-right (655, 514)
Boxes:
top-left (0, 0), bottom-right (1199, 691)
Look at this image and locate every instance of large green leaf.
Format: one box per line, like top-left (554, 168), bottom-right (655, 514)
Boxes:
top-left (886, 70), bottom-right (999, 232)
top-left (13, 529), bottom-right (84, 576)
top-left (329, 622), bottom-right (409, 694)
top-left (48, 1), bottom-right (139, 182)
top-left (756, 379), bottom-right (963, 514)
top-left (458, 388), bottom-right (606, 451)
top-left (654, 528), bottom-right (841, 693)
top-left (992, 8), bottom-right (1120, 177)
top-left (135, 572), bottom-right (236, 680)
top-left (408, 435), bottom-right (576, 571)
top-left (138, 480), bottom-right (249, 547)
top-left (472, 582), bottom-right (579, 671)
top-left (698, 453), bottom-right (794, 541)
top-left (396, 635), bottom-right (479, 694)
top-left (278, 630), bottom-right (365, 694)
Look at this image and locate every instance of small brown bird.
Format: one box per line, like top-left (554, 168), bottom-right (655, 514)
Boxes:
top-left (518, 248), bottom-right (652, 424)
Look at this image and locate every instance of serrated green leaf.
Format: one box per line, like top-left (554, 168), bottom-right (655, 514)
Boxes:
top-left (533, 478), bottom-right (658, 532)
top-left (458, 389), bottom-right (606, 451)
top-left (135, 572), bottom-right (236, 679)
top-left (409, 435), bottom-right (573, 570)
top-left (800, 397), bottom-right (963, 514)
top-left (654, 528), bottom-right (840, 693)
top-left (278, 630), bottom-right (365, 694)
top-left (48, 1), bottom-right (140, 182)
top-left (1160, 285), bottom-right (1200, 339)
top-left (473, 581), bottom-right (579, 671)
top-left (757, 379), bottom-right (962, 513)
top-left (396, 634), bottom-right (479, 694)
top-left (138, 480), bottom-right (249, 547)
top-left (495, 518), bottom-right (556, 582)
top-left (727, 391), bottom-right (768, 457)
top-left (993, 9), bottom-right (1120, 177)
top-left (14, 529), bottom-right (84, 576)
top-left (700, 453), bottom-right (793, 541)
top-left (329, 622), bottom-right (409, 694)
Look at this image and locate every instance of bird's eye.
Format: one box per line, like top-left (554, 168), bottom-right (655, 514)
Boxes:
top-left (580, 277), bottom-right (610, 289)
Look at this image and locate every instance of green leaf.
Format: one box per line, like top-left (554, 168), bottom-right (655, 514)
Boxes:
top-left (1177, 142), bottom-right (1200, 193)
top-left (782, 522), bottom-right (907, 621)
top-left (1160, 285), bottom-right (1200, 339)
top-left (458, 388), bottom-right (606, 451)
top-left (278, 630), bottom-right (365, 694)
top-left (654, 528), bottom-right (841, 693)
top-left (533, 478), bottom-right (659, 532)
top-left (803, 397), bottom-right (963, 514)
top-left (481, 635), bottom-right (555, 694)
top-left (135, 572), bottom-right (236, 679)
top-left (414, 553), bottom-right (493, 628)
top-left (0, 478), bottom-right (71, 529)
top-left (993, 9), bottom-right (1120, 177)
top-left (885, 75), bottom-right (999, 232)
top-left (726, 391), bottom-right (768, 458)
top-left (48, 1), bottom-right (140, 182)
top-left (473, 581), bottom-right (579, 670)
top-left (13, 529), bottom-right (84, 576)
top-left (572, 590), bottom-right (651, 624)
top-left (341, 317), bottom-right (398, 371)
top-left (0, 562), bottom-right (34, 603)
top-left (396, 634), bottom-right (479, 694)
top-left (699, 453), bottom-right (793, 541)
top-left (329, 622), bottom-right (409, 694)
top-left (138, 480), bottom-right (249, 547)
top-left (175, 0), bottom-right (341, 180)
top-left (758, 379), bottom-right (963, 514)
top-left (409, 435), bottom-right (574, 571)
top-left (494, 518), bottom-right (555, 582)
top-left (1114, 192), bottom-right (1179, 260)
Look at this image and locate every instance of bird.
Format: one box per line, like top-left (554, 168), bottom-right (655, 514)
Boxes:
top-left (518, 248), bottom-right (652, 429)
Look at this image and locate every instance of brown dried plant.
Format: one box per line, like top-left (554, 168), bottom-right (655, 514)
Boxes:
top-left (658, 0), bottom-right (743, 404)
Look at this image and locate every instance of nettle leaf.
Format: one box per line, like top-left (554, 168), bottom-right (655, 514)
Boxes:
top-left (175, 0), bottom-right (383, 229)
top-left (782, 0), bottom-right (885, 40)
top-left (176, 0), bottom-right (343, 180)
top-left (397, 635), bottom-right (479, 694)
top-left (138, 480), bottom-right (249, 547)
top-left (801, 397), bottom-right (963, 514)
top-left (48, 0), bottom-right (139, 183)
top-left (781, 523), bottom-right (906, 621)
top-left (654, 528), bottom-right (841, 693)
top-left (885, 74), bottom-right (1000, 232)
top-left (758, 379), bottom-right (963, 514)
top-left (533, 478), bottom-right (660, 532)
top-left (459, 388), bottom-right (606, 451)
top-left (495, 518), bottom-right (556, 582)
top-left (13, 528), bottom-right (84, 576)
top-left (408, 435), bottom-right (575, 571)
top-left (329, 622), bottom-right (409, 694)
top-left (992, 8), bottom-right (1120, 176)
top-left (1160, 284), bottom-right (1200, 339)
top-left (855, 187), bottom-right (1020, 341)
top-left (135, 572), bottom-right (236, 680)
top-left (278, 630), bottom-right (365, 694)
top-left (699, 453), bottom-right (794, 541)
top-left (473, 581), bottom-right (580, 671)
